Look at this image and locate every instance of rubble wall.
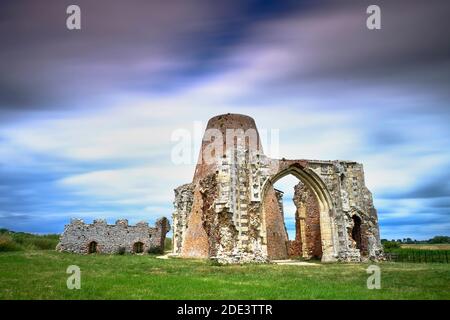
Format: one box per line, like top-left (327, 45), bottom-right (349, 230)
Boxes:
top-left (56, 218), bottom-right (170, 254)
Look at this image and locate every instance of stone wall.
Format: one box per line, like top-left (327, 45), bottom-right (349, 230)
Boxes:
top-left (173, 184), bottom-right (194, 254)
top-left (56, 217), bottom-right (170, 254)
top-left (172, 113), bottom-right (383, 263)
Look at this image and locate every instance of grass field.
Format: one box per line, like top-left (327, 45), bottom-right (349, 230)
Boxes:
top-left (401, 244), bottom-right (450, 250)
top-left (383, 244), bottom-right (450, 263)
top-left (0, 250), bottom-right (449, 300)
top-left (0, 230), bottom-right (59, 252)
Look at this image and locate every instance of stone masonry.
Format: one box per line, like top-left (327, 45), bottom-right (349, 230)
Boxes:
top-left (172, 113), bottom-right (383, 264)
top-left (56, 217), bottom-right (170, 254)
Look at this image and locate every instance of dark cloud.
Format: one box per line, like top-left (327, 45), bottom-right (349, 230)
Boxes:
top-left (380, 171), bottom-right (450, 200)
top-left (378, 166), bottom-right (450, 203)
top-left (380, 214), bottom-right (450, 227)
top-left (0, 0), bottom-right (238, 112)
top-left (0, 213), bottom-right (66, 234)
top-left (429, 197), bottom-right (450, 209)
top-left (407, 180), bottom-right (450, 199)
top-left (236, 0), bottom-right (450, 109)
top-left (369, 129), bottom-right (408, 148)
top-left (1, 0), bottom-right (449, 238)
top-left (0, 0), bottom-right (314, 116)
top-left (2, 0), bottom-right (448, 117)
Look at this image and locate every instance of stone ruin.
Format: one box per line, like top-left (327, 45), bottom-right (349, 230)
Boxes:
top-left (56, 217), bottom-right (170, 254)
top-left (172, 113), bottom-right (383, 264)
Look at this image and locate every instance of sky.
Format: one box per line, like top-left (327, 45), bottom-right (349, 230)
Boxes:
top-left (0, 0), bottom-right (449, 240)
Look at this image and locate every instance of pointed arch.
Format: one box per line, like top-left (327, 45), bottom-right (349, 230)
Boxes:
top-left (261, 163), bottom-right (338, 262)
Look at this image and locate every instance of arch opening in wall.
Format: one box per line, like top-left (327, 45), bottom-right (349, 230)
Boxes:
top-left (261, 164), bottom-right (337, 262)
top-left (133, 241), bottom-right (144, 254)
top-left (269, 174), bottom-right (323, 260)
top-left (351, 215), bottom-right (362, 250)
top-left (88, 241), bottom-right (97, 254)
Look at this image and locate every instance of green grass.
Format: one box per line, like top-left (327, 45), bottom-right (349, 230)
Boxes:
top-left (385, 248), bottom-right (450, 263)
top-left (401, 244), bottom-right (450, 250)
top-left (0, 229), bottom-right (59, 252)
top-left (0, 250), bottom-right (449, 299)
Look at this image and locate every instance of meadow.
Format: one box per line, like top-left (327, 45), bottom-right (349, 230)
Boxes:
top-left (401, 244), bottom-right (450, 250)
top-left (0, 229), bottom-right (59, 252)
top-left (1, 230), bottom-right (449, 300)
top-left (0, 250), bottom-right (449, 300)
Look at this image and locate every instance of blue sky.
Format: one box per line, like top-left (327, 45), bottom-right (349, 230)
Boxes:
top-left (0, 0), bottom-right (449, 240)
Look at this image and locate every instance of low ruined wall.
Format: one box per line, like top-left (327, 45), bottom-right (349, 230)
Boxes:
top-left (56, 217), bottom-right (170, 254)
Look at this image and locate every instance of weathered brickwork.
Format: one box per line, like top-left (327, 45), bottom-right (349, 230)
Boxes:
top-left (56, 218), bottom-right (170, 254)
top-left (290, 181), bottom-right (322, 259)
top-left (173, 114), bottom-right (383, 263)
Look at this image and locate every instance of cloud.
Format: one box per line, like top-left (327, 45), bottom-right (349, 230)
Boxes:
top-left (376, 166), bottom-right (450, 200)
top-left (232, 0), bottom-right (450, 101)
top-left (0, 0), bottom-right (247, 115)
top-left (58, 165), bottom-right (194, 203)
top-left (0, 0), bottom-right (449, 239)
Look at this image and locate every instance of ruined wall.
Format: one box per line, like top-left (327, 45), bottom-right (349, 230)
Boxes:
top-left (172, 113), bottom-right (383, 263)
top-left (264, 186), bottom-right (289, 260)
top-left (173, 184), bottom-right (194, 254)
top-left (291, 181), bottom-right (322, 259)
top-left (306, 160), bottom-right (383, 261)
top-left (56, 218), bottom-right (170, 254)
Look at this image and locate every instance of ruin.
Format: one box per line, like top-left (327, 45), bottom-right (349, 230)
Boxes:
top-left (56, 217), bottom-right (170, 254)
top-left (172, 113), bottom-right (383, 263)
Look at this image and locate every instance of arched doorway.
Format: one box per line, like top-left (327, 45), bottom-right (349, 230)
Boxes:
top-left (133, 242), bottom-right (144, 254)
top-left (261, 164), bottom-right (337, 262)
top-left (271, 174), bottom-right (323, 260)
top-left (88, 241), bottom-right (97, 254)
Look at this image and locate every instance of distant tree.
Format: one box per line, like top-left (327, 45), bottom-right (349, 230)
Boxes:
top-left (428, 236), bottom-right (450, 244)
top-left (383, 241), bottom-right (401, 250)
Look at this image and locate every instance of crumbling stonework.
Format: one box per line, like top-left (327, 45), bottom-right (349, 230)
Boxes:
top-left (56, 217), bottom-right (170, 254)
top-left (290, 181), bottom-right (322, 259)
top-left (173, 184), bottom-right (194, 254)
top-left (173, 113), bottom-right (383, 263)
